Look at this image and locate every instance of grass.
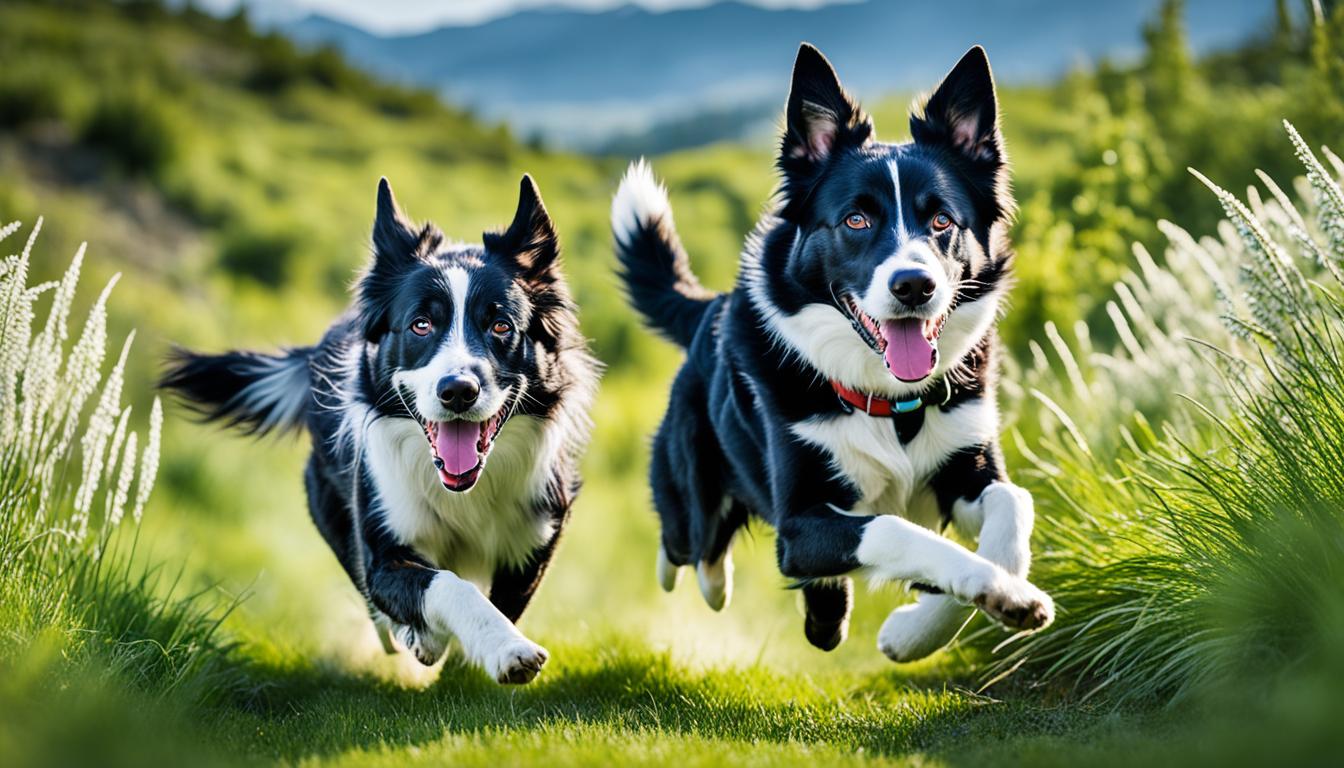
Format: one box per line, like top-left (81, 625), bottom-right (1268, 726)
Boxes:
top-left (3, 1), bottom-right (1344, 765)
top-left (982, 124), bottom-right (1344, 707)
top-left (0, 224), bottom-right (1157, 768)
top-left (6, 128), bottom-right (1344, 768)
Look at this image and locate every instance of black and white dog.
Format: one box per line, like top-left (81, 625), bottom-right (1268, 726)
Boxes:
top-left (613, 44), bottom-right (1053, 662)
top-left (163, 176), bottom-right (598, 683)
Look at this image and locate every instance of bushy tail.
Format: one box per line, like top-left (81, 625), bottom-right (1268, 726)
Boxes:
top-left (612, 160), bottom-right (717, 348)
top-left (160, 346), bottom-right (313, 436)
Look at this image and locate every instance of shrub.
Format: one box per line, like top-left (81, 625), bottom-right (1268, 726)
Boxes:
top-left (989, 123), bottom-right (1344, 705)
top-left (80, 87), bottom-right (178, 178)
top-left (0, 62), bottom-right (66, 129)
top-left (216, 224), bottom-right (298, 288)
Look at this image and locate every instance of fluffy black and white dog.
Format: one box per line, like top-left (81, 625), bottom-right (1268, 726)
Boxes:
top-left (612, 44), bottom-right (1053, 662)
top-left (163, 176), bottom-right (597, 683)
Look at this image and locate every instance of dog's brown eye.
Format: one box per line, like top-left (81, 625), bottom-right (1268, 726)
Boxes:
top-left (931, 212), bottom-right (953, 232)
top-left (492, 319), bottom-right (513, 336)
top-left (844, 212), bottom-right (870, 230)
top-left (410, 317), bottom-right (432, 336)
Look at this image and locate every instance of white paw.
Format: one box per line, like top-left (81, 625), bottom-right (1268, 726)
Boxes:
top-left (657, 544), bottom-right (683, 592)
top-left (371, 611), bottom-right (397, 655)
top-left (696, 550), bottom-right (733, 612)
top-left (485, 636), bottom-right (550, 685)
top-left (877, 595), bottom-right (973, 663)
top-left (972, 571), bottom-right (1054, 631)
top-left (395, 623), bottom-right (447, 666)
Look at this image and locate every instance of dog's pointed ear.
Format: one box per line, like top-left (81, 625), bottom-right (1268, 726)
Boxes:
top-left (779, 44), bottom-right (871, 211)
top-left (373, 177), bottom-right (419, 263)
top-left (485, 174), bottom-right (560, 281)
top-left (910, 46), bottom-right (1003, 165)
top-left (783, 44), bottom-right (862, 163)
top-left (360, 177), bottom-right (432, 341)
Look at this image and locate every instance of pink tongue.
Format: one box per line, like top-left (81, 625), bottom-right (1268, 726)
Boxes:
top-left (434, 421), bottom-right (481, 476)
top-left (880, 319), bottom-right (936, 382)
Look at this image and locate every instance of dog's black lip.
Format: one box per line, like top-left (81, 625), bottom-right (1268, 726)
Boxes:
top-left (841, 295), bottom-right (885, 354)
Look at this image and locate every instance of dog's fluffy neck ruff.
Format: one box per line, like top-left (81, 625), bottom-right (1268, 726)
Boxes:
top-left (739, 215), bottom-right (1004, 402)
top-left (330, 336), bottom-right (596, 581)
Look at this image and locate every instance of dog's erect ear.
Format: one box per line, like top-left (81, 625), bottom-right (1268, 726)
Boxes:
top-left (783, 44), bottom-right (862, 163)
top-left (372, 177), bottom-right (419, 263)
top-left (485, 174), bottom-right (560, 282)
top-left (778, 44), bottom-right (871, 213)
top-left (486, 175), bottom-right (574, 348)
top-left (911, 46), bottom-right (1003, 165)
top-left (360, 177), bottom-right (431, 341)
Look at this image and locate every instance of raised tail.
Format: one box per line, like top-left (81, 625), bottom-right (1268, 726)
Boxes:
top-left (160, 346), bottom-right (313, 436)
top-left (612, 160), bottom-right (717, 348)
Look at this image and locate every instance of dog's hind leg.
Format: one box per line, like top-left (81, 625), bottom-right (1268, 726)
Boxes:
top-left (369, 606), bottom-right (397, 654)
top-left (694, 499), bottom-right (746, 611)
top-left (696, 549), bottom-right (733, 610)
top-left (802, 578), bottom-right (853, 651)
top-left (391, 618), bottom-right (448, 666)
top-left (878, 477), bottom-right (1039, 662)
top-left (489, 509), bottom-right (565, 623)
top-left (656, 542), bottom-right (683, 592)
top-left (649, 365), bottom-right (740, 609)
top-left (650, 432), bottom-right (692, 592)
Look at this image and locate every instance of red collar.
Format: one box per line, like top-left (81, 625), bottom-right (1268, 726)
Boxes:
top-left (829, 379), bottom-right (949, 416)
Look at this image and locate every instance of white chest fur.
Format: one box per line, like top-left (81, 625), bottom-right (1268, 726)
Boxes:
top-left (790, 398), bottom-right (999, 527)
top-left (361, 415), bottom-right (555, 584)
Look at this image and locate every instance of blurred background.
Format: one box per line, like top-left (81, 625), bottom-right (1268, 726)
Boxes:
top-left (2, 0), bottom-right (1343, 765)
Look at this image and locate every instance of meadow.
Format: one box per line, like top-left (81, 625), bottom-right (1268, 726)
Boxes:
top-left (2, 1), bottom-right (1344, 765)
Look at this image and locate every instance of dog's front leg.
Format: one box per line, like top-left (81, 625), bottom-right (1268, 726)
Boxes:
top-left (489, 515), bottom-right (565, 623)
top-left (366, 553), bottom-right (549, 684)
top-left (878, 474), bottom-right (1043, 662)
top-left (775, 503), bottom-right (1052, 630)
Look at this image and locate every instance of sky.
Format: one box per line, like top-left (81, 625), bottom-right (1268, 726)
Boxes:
top-left (207, 0), bottom-right (853, 34)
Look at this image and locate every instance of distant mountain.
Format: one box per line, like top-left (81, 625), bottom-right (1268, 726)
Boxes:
top-left (282, 0), bottom-right (1273, 149)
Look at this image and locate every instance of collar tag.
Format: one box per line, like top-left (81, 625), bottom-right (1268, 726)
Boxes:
top-left (892, 397), bottom-right (922, 414)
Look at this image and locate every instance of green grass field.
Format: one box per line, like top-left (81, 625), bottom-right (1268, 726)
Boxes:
top-left (3, 1), bottom-right (1344, 766)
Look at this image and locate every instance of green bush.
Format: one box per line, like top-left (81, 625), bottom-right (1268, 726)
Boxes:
top-left (80, 87), bottom-right (178, 177)
top-left (217, 224), bottom-right (298, 287)
top-left (0, 62), bottom-right (66, 129)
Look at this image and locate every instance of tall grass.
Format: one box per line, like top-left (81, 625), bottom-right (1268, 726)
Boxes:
top-left (991, 122), bottom-right (1344, 705)
top-left (0, 219), bottom-right (232, 700)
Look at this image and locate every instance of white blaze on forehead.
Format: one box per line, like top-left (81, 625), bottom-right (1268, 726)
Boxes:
top-left (857, 160), bottom-right (950, 322)
top-left (446, 266), bottom-right (471, 352)
top-left (889, 159), bottom-right (907, 245)
top-left (391, 265), bottom-right (498, 422)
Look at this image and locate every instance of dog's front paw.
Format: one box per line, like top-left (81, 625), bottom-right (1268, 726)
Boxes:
top-left (972, 573), bottom-right (1054, 631)
top-left (395, 624), bottom-right (447, 666)
top-left (486, 637), bottom-right (550, 685)
top-left (877, 595), bottom-right (971, 662)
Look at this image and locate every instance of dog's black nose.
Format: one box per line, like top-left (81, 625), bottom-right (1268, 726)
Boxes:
top-left (889, 269), bottom-right (937, 308)
top-left (437, 374), bottom-right (480, 413)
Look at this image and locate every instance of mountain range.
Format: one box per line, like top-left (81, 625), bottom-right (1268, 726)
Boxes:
top-left (280, 0), bottom-right (1274, 150)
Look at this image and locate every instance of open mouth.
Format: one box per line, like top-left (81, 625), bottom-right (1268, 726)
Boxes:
top-left (424, 413), bottom-right (505, 492)
top-left (842, 295), bottom-right (946, 383)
